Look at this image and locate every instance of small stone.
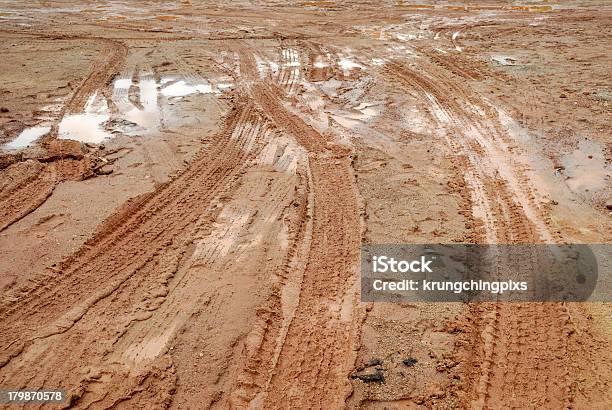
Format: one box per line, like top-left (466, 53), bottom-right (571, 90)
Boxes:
top-left (606, 201), bottom-right (612, 210)
top-left (403, 357), bottom-right (418, 367)
top-left (363, 358), bottom-right (382, 368)
top-left (351, 370), bottom-right (384, 383)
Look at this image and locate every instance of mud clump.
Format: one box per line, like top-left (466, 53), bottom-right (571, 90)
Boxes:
top-left (39, 139), bottom-right (86, 162)
top-left (0, 152), bottom-right (23, 170)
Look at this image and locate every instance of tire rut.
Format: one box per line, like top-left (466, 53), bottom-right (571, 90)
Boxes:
top-left (230, 47), bottom-right (364, 408)
top-left (0, 98), bottom-right (269, 407)
top-left (385, 60), bottom-right (573, 409)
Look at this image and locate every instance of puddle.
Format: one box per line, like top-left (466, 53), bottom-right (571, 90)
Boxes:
top-left (330, 102), bottom-right (382, 129)
top-left (301, 0), bottom-right (335, 7)
top-left (123, 73), bottom-right (160, 131)
top-left (59, 114), bottom-right (111, 143)
top-left (561, 140), bottom-right (609, 194)
top-left (338, 58), bottom-right (364, 73)
top-left (592, 90), bottom-right (612, 102)
top-left (112, 72), bottom-right (232, 134)
top-left (268, 61), bottom-right (280, 74)
top-left (53, 70), bottom-right (234, 144)
top-left (3, 126), bottom-right (50, 150)
top-left (282, 48), bottom-right (300, 67)
top-left (313, 55), bottom-right (329, 68)
top-left (255, 55), bottom-right (269, 77)
top-left (387, 44), bottom-right (415, 56)
top-left (59, 92), bottom-right (112, 143)
top-left (218, 83), bottom-right (234, 90)
top-left (114, 78), bottom-right (133, 88)
top-left (161, 80), bottom-right (215, 97)
top-left (38, 100), bottom-right (65, 121)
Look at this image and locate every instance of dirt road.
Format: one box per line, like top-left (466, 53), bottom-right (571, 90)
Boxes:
top-left (0, 1), bottom-right (610, 409)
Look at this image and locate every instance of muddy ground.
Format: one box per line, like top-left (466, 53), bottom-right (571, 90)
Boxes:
top-left (0, 1), bottom-right (610, 409)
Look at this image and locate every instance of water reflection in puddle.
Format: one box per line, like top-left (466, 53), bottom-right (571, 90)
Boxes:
top-left (123, 72), bottom-right (160, 132)
top-left (161, 80), bottom-right (214, 97)
top-left (110, 72), bottom-right (233, 137)
top-left (282, 48), bottom-right (300, 67)
top-left (3, 126), bottom-right (50, 150)
top-left (8, 72), bottom-right (233, 148)
top-left (59, 114), bottom-right (111, 143)
top-left (59, 92), bottom-right (112, 143)
top-left (338, 57), bottom-right (364, 74)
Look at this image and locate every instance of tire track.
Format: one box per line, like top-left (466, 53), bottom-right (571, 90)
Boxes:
top-left (0, 39), bottom-right (128, 234)
top-left (229, 47), bottom-right (363, 408)
top-left (64, 39), bottom-right (128, 115)
top-left (384, 60), bottom-right (573, 409)
top-left (0, 160), bottom-right (55, 232)
top-left (0, 98), bottom-right (271, 407)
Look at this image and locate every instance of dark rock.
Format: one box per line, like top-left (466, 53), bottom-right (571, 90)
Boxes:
top-left (403, 357), bottom-right (418, 367)
top-left (351, 370), bottom-right (385, 383)
top-left (352, 359), bottom-right (386, 383)
top-left (363, 358), bottom-right (382, 368)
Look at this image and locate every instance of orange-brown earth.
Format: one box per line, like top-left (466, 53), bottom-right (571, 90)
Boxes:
top-left (0, 1), bottom-right (610, 409)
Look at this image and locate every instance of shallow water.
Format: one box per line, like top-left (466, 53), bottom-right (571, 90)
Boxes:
top-left (3, 126), bottom-right (50, 150)
top-left (161, 80), bottom-right (215, 97)
top-left (313, 56), bottom-right (329, 68)
top-left (59, 113), bottom-right (111, 143)
top-left (338, 58), bottom-right (364, 72)
top-left (282, 49), bottom-right (300, 67)
top-left (562, 140), bottom-right (609, 193)
top-left (58, 92), bottom-right (112, 143)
